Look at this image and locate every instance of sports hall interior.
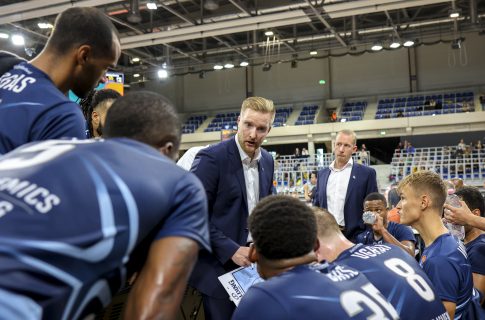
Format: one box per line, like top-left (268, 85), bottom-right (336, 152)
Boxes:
top-left (1, 1), bottom-right (485, 318)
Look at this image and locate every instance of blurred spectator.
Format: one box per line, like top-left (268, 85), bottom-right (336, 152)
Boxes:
top-left (358, 144), bottom-right (369, 165)
top-left (479, 95), bottom-right (485, 111)
top-left (330, 110), bottom-right (337, 122)
top-left (475, 140), bottom-right (482, 150)
top-left (303, 171), bottom-right (317, 203)
top-left (455, 139), bottom-right (466, 158)
top-left (387, 188), bottom-right (401, 223)
top-left (406, 142), bottom-right (415, 154)
top-left (294, 147), bottom-right (300, 158)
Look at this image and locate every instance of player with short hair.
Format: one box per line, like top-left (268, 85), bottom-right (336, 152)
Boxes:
top-left (314, 207), bottom-right (449, 320)
top-left (0, 91), bottom-right (210, 320)
top-left (0, 7), bottom-right (121, 154)
top-left (397, 171), bottom-right (480, 319)
top-left (233, 195), bottom-right (400, 320)
top-left (80, 89), bottom-right (121, 138)
top-left (356, 192), bottom-right (416, 256)
top-left (454, 186), bottom-right (485, 304)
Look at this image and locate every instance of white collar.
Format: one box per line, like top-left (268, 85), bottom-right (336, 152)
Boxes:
top-left (330, 157), bottom-right (353, 172)
top-left (235, 135), bottom-right (261, 163)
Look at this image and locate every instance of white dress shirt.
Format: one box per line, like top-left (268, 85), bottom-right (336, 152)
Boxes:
top-left (235, 136), bottom-right (261, 241)
top-left (326, 158), bottom-right (353, 226)
top-left (176, 145), bottom-right (208, 171)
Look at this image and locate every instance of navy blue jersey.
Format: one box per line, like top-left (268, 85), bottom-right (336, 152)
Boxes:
top-left (333, 243), bottom-right (448, 320)
top-left (465, 234), bottom-right (485, 275)
top-left (233, 264), bottom-right (400, 320)
top-left (0, 139), bottom-right (210, 320)
top-left (355, 222), bottom-right (416, 245)
top-left (0, 62), bottom-right (86, 155)
top-left (421, 233), bottom-right (475, 319)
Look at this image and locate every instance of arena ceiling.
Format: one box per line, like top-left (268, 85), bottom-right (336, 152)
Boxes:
top-left (0, 0), bottom-right (484, 82)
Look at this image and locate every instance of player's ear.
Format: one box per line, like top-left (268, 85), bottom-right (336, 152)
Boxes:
top-left (91, 111), bottom-right (99, 125)
top-left (421, 194), bottom-right (430, 210)
top-left (314, 239), bottom-right (320, 252)
top-left (249, 243), bottom-right (258, 263)
top-left (159, 142), bottom-right (175, 160)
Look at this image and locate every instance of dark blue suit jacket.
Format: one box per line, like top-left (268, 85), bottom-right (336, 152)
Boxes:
top-left (189, 138), bottom-right (274, 298)
top-left (313, 163), bottom-right (377, 240)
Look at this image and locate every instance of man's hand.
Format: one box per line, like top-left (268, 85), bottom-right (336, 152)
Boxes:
top-left (231, 246), bottom-right (251, 267)
top-left (372, 214), bottom-right (385, 237)
top-left (443, 201), bottom-right (471, 226)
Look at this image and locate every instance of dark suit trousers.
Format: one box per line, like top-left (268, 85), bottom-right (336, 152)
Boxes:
top-left (202, 294), bottom-right (235, 320)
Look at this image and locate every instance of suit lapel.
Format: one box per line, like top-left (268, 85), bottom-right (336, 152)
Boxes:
top-left (344, 164), bottom-right (358, 204)
top-left (258, 154), bottom-right (268, 199)
top-left (229, 139), bottom-right (248, 213)
top-left (321, 169), bottom-right (331, 207)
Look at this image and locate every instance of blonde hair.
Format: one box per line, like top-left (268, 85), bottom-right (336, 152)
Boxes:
top-left (336, 129), bottom-right (357, 146)
top-left (397, 170), bottom-right (447, 210)
top-left (241, 97), bottom-right (276, 123)
top-left (313, 207), bottom-right (342, 239)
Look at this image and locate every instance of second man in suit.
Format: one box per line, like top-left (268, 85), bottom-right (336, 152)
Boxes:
top-left (313, 129), bottom-right (378, 240)
top-left (190, 97), bottom-right (275, 320)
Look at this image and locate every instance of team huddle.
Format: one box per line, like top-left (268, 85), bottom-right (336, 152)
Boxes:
top-left (1, 6), bottom-right (485, 320)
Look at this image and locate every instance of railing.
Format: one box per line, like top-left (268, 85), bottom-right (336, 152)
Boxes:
top-left (275, 152), bottom-right (370, 195)
top-left (390, 146), bottom-right (485, 183)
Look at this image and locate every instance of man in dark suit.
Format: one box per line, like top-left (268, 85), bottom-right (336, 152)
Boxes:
top-left (313, 129), bottom-right (377, 240)
top-left (189, 97), bottom-right (275, 320)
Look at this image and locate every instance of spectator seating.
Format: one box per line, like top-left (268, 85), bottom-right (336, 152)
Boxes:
top-left (204, 111), bottom-right (239, 133)
top-left (273, 106), bottom-right (293, 127)
top-left (182, 115), bottom-right (207, 134)
top-left (376, 91), bottom-right (475, 119)
top-left (390, 145), bottom-right (485, 183)
top-left (339, 101), bottom-right (368, 122)
top-left (295, 105), bottom-right (319, 126)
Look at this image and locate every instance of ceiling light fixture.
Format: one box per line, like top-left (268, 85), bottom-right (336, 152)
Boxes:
top-left (204, 0), bottom-right (219, 11)
top-left (146, 2), bottom-right (157, 10)
top-left (157, 69), bottom-right (168, 79)
top-left (133, 73), bottom-right (140, 78)
top-left (132, 57), bottom-right (140, 62)
top-left (0, 32), bottom-right (9, 39)
top-left (309, 50), bottom-right (318, 55)
top-left (37, 22), bottom-right (53, 29)
top-left (224, 62), bottom-right (234, 69)
top-left (371, 42), bottom-right (383, 51)
top-left (403, 40), bottom-right (415, 47)
top-left (239, 61), bottom-right (249, 67)
top-left (264, 30), bottom-right (274, 37)
top-left (449, 9), bottom-right (460, 18)
top-left (213, 64), bottom-right (223, 70)
top-left (389, 41), bottom-right (401, 49)
top-left (11, 34), bottom-right (24, 46)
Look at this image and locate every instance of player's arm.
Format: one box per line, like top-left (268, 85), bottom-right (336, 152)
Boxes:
top-left (422, 256), bottom-right (459, 319)
top-left (380, 228), bottom-right (415, 257)
top-left (123, 236), bottom-right (198, 320)
top-left (442, 301), bottom-right (456, 319)
top-left (373, 216), bottom-right (415, 256)
top-left (472, 273), bottom-right (485, 305)
top-left (444, 201), bottom-right (485, 231)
